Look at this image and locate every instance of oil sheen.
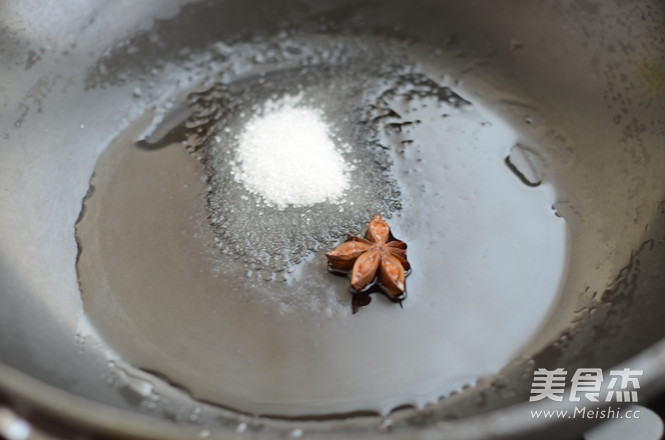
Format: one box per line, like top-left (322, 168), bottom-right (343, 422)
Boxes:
top-left (76, 36), bottom-right (568, 417)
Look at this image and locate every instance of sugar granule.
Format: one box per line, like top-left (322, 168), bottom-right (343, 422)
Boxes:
top-left (234, 97), bottom-right (350, 209)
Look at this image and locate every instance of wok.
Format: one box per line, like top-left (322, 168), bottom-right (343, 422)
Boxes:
top-left (1, 0), bottom-right (665, 439)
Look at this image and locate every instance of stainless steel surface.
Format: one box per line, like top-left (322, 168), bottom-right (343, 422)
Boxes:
top-left (1, 0), bottom-right (664, 438)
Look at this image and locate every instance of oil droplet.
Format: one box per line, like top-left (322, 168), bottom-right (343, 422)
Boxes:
top-left (236, 422), bottom-right (248, 433)
top-left (505, 144), bottom-right (544, 187)
top-left (287, 427), bottom-right (304, 438)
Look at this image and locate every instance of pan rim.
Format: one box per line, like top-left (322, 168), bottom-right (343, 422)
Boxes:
top-left (2, 338), bottom-right (665, 439)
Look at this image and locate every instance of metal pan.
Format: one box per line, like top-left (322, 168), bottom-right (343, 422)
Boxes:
top-left (1, 0), bottom-right (665, 438)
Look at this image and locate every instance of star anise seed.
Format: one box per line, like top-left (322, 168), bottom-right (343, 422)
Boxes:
top-left (326, 214), bottom-right (411, 310)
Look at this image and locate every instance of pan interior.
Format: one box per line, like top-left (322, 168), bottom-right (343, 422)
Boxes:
top-left (76, 34), bottom-right (568, 417)
top-left (2, 0), bottom-right (664, 437)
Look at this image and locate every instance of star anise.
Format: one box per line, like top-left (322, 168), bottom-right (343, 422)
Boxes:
top-left (326, 214), bottom-right (410, 312)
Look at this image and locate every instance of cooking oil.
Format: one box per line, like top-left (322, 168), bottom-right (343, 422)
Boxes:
top-left (76, 35), bottom-right (569, 417)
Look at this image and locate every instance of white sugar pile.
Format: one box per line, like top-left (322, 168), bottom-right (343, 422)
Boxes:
top-left (234, 97), bottom-right (350, 209)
